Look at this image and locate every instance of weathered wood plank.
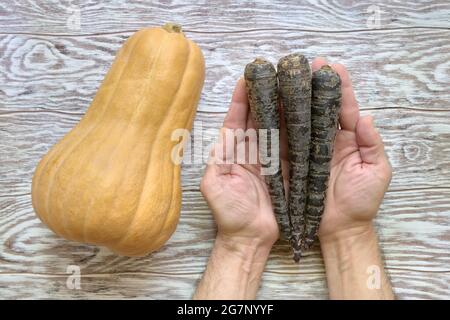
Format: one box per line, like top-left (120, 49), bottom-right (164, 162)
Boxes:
top-left (1, 187), bottom-right (449, 299)
top-left (0, 268), bottom-right (448, 299)
top-left (0, 0), bottom-right (449, 35)
top-left (1, 29), bottom-right (449, 115)
top-left (0, 273), bottom-right (200, 299)
top-left (1, 109), bottom-right (449, 198)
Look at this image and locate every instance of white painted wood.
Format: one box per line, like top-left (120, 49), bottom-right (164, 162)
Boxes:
top-left (0, 0), bottom-right (449, 34)
top-left (0, 0), bottom-right (449, 300)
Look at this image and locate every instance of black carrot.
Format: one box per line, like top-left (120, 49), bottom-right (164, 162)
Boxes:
top-left (302, 65), bottom-right (341, 251)
top-left (244, 58), bottom-right (290, 239)
top-left (277, 53), bottom-right (312, 262)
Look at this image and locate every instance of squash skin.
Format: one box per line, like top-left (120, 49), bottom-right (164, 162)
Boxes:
top-left (31, 25), bottom-right (205, 256)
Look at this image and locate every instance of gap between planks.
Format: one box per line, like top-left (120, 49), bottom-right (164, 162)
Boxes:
top-left (2, 106), bottom-right (450, 117)
top-left (0, 26), bottom-right (449, 38)
top-left (0, 266), bottom-right (449, 278)
top-left (1, 186), bottom-right (450, 198)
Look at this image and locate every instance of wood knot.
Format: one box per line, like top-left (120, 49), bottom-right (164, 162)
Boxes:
top-left (402, 142), bottom-right (428, 163)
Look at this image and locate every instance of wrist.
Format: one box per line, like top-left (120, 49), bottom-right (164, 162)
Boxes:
top-left (196, 233), bottom-right (271, 299)
top-left (215, 233), bottom-right (272, 266)
top-left (319, 223), bottom-right (375, 247)
top-left (319, 224), bottom-right (394, 299)
top-left (319, 224), bottom-right (378, 265)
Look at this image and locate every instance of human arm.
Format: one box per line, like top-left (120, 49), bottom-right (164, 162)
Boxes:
top-left (193, 235), bottom-right (272, 300)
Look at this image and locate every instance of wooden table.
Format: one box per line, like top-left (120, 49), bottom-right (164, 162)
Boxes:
top-left (1, 1), bottom-right (449, 299)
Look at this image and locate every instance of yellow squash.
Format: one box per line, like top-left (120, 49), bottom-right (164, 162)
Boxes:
top-left (31, 23), bottom-right (205, 256)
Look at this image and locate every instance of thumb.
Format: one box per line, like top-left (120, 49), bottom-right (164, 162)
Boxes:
top-left (356, 116), bottom-right (386, 165)
top-left (201, 147), bottom-right (231, 196)
top-left (205, 141), bottom-right (232, 176)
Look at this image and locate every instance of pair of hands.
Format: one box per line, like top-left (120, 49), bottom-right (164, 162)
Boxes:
top-left (200, 58), bottom-right (392, 257)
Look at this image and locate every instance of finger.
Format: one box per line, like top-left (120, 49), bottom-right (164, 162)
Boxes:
top-left (202, 160), bottom-right (217, 180)
top-left (203, 161), bottom-right (232, 181)
top-left (244, 126), bottom-right (259, 165)
top-left (202, 152), bottom-right (218, 182)
top-left (223, 77), bottom-right (248, 130)
top-left (331, 63), bottom-right (360, 132)
top-left (356, 116), bottom-right (386, 165)
top-left (311, 57), bottom-right (328, 72)
top-left (330, 129), bottom-right (358, 167)
top-left (217, 128), bottom-right (235, 164)
top-left (206, 142), bottom-right (232, 174)
top-left (246, 110), bottom-right (256, 130)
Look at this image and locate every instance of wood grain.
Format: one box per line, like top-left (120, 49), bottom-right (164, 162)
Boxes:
top-left (2, 269), bottom-right (448, 300)
top-left (0, 0), bottom-right (449, 34)
top-left (1, 188), bottom-right (449, 273)
top-left (0, 0), bottom-right (449, 300)
top-left (1, 110), bottom-right (449, 195)
top-left (1, 29), bottom-right (449, 115)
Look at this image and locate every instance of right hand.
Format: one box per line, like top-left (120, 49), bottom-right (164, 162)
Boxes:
top-left (200, 78), bottom-right (279, 251)
top-left (314, 58), bottom-right (393, 241)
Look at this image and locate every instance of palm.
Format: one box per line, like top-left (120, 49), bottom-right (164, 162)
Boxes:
top-left (319, 129), bottom-right (389, 236)
top-left (201, 79), bottom-right (279, 246)
top-left (205, 163), bottom-right (277, 239)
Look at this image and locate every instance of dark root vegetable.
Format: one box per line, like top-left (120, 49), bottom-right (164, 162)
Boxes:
top-left (302, 65), bottom-right (341, 251)
top-left (277, 53), bottom-right (311, 262)
top-left (245, 58), bottom-right (290, 240)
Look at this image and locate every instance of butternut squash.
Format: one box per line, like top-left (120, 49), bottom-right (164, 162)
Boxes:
top-left (31, 23), bottom-right (205, 256)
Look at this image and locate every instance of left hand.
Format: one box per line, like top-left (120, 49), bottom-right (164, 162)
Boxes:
top-left (310, 58), bottom-right (392, 241)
